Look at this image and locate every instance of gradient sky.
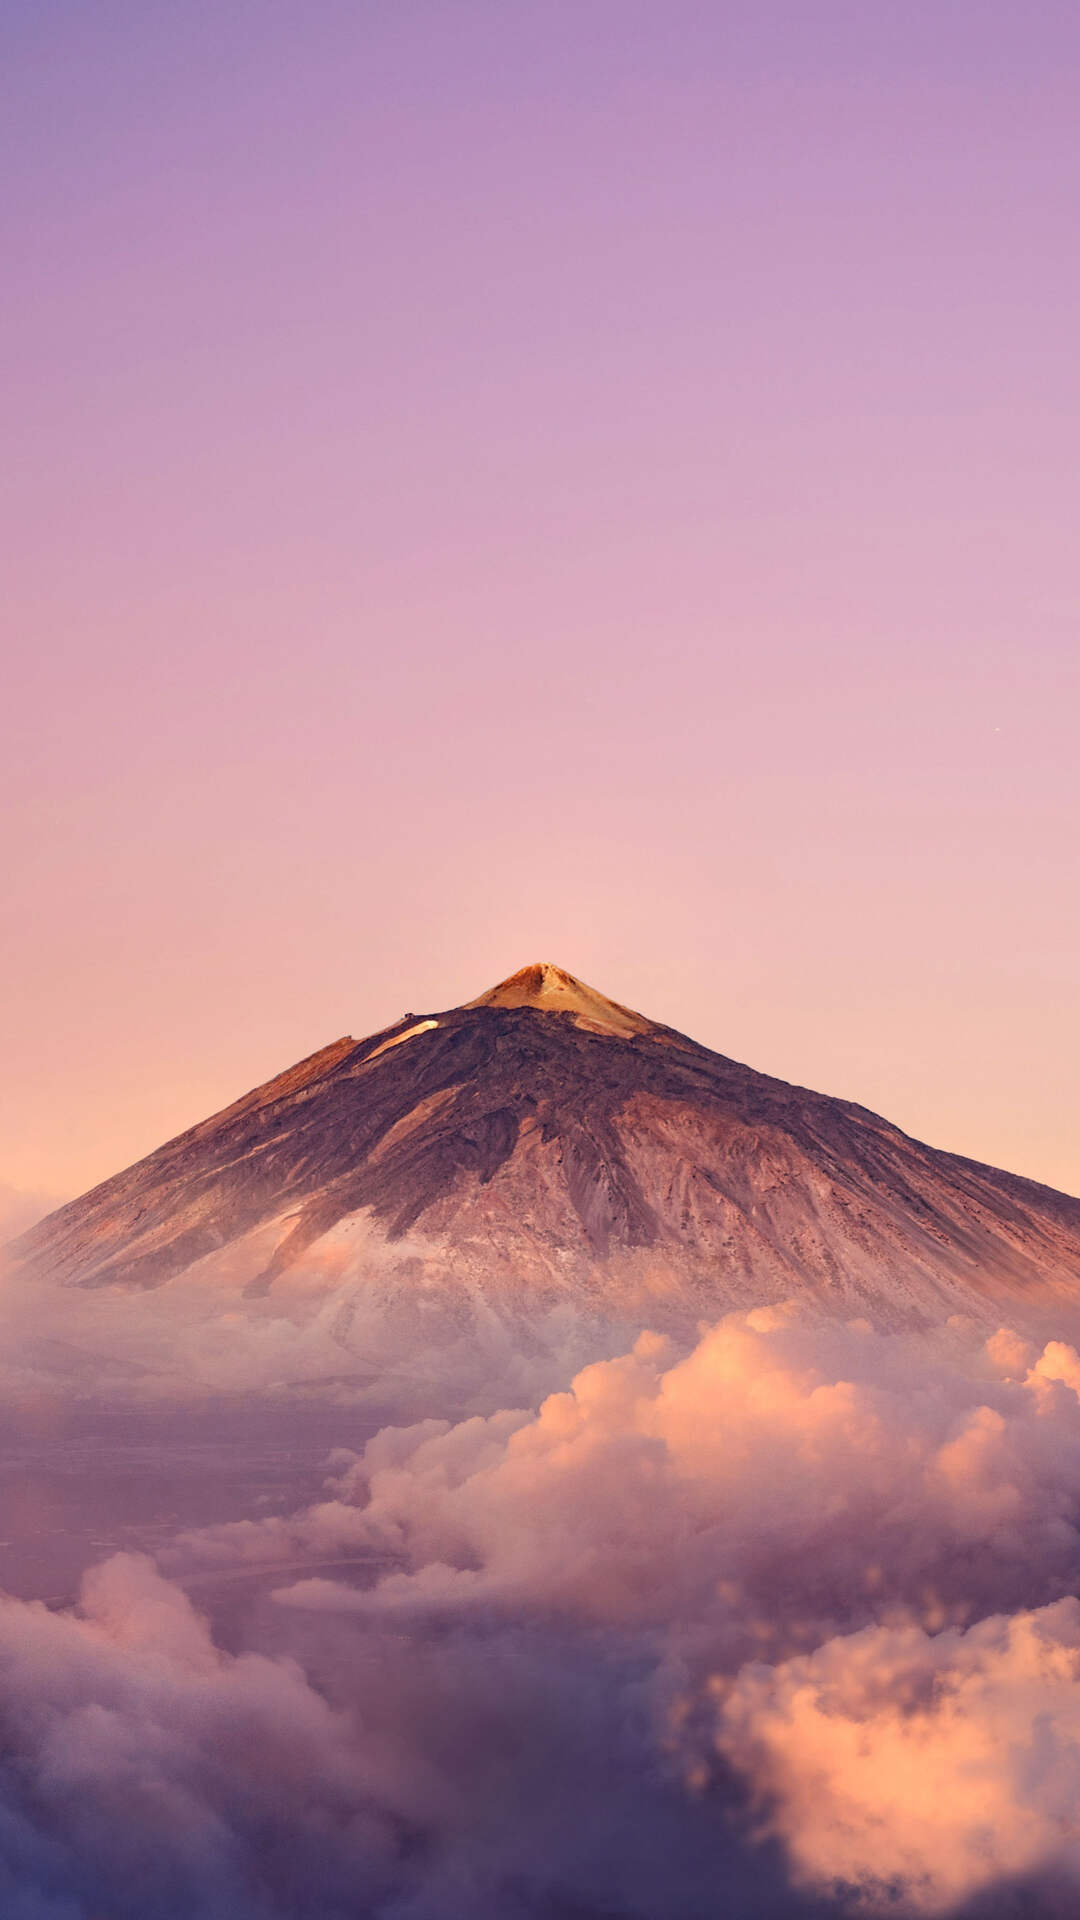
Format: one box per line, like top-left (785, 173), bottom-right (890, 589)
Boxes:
top-left (2, 0), bottom-right (1078, 1208)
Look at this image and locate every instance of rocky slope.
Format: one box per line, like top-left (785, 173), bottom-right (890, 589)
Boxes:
top-left (9, 964), bottom-right (1080, 1342)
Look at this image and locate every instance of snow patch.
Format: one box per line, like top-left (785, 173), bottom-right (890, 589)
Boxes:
top-left (364, 1019), bottom-right (439, 1063)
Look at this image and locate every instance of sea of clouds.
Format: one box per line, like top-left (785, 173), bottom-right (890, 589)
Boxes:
top-left (5, 1235), bottom-right (1080, 1915)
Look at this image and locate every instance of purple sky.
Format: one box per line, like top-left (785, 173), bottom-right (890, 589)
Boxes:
top-left (2, 1), bottom-right (1078, 1204)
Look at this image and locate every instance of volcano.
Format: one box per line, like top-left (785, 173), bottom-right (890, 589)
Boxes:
top-left (10, 963), bottom-right (1080, 1344)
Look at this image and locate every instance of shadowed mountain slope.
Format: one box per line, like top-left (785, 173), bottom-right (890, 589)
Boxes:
top-left (9, 963), bottom-right (1080, 1332)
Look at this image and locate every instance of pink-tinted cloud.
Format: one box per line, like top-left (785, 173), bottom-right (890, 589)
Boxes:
top-left (713, 1601), bottom-right (1080, 1913)
top-left (10, 1303), bottom-right (1080, 1911)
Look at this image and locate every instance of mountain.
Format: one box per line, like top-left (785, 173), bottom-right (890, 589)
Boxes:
top-left (9, 963), bottom-right (1080, 1343)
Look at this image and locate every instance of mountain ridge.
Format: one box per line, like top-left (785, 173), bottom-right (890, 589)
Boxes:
top-left (8, 964), bottom-right (1080, 1336)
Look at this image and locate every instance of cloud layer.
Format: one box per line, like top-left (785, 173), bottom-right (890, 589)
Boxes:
top-left (7, 1301), bottom-right (1080, 1913)
top-left (0, 1221), bottom-right (634, 1417)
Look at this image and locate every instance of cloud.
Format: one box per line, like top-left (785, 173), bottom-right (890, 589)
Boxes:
top-left (0, 1553), bottom-right (417, 1919)
top-left (160, 1308), bottom-right (1080, 1912)
top-left (186, 1309), bottom-right (1080, 1652)
top-left (0, 1218), bottom-right (638, 1417)
top-left (0, 1551), bottom-right (812, 1919)
top-left (711, 1600), bottom-right (1080, 1914)
top-left (8, 1301), bottom-right (1080, 1912)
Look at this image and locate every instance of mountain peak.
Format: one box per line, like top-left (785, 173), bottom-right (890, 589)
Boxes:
top-left (466, 962), bottom-right (652, 1037)
top-left (11, 960), bottom-right (1080, 1338)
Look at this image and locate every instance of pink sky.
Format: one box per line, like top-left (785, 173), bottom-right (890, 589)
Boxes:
top-left (2, 2), bottom-right (1078, 1206)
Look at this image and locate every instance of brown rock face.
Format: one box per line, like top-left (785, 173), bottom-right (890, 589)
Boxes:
top-left (9, 963), bottom-right (1080, 1333)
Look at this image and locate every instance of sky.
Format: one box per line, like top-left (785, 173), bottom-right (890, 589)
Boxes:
top-left (2, 0), bottom-right (1078, 1207)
